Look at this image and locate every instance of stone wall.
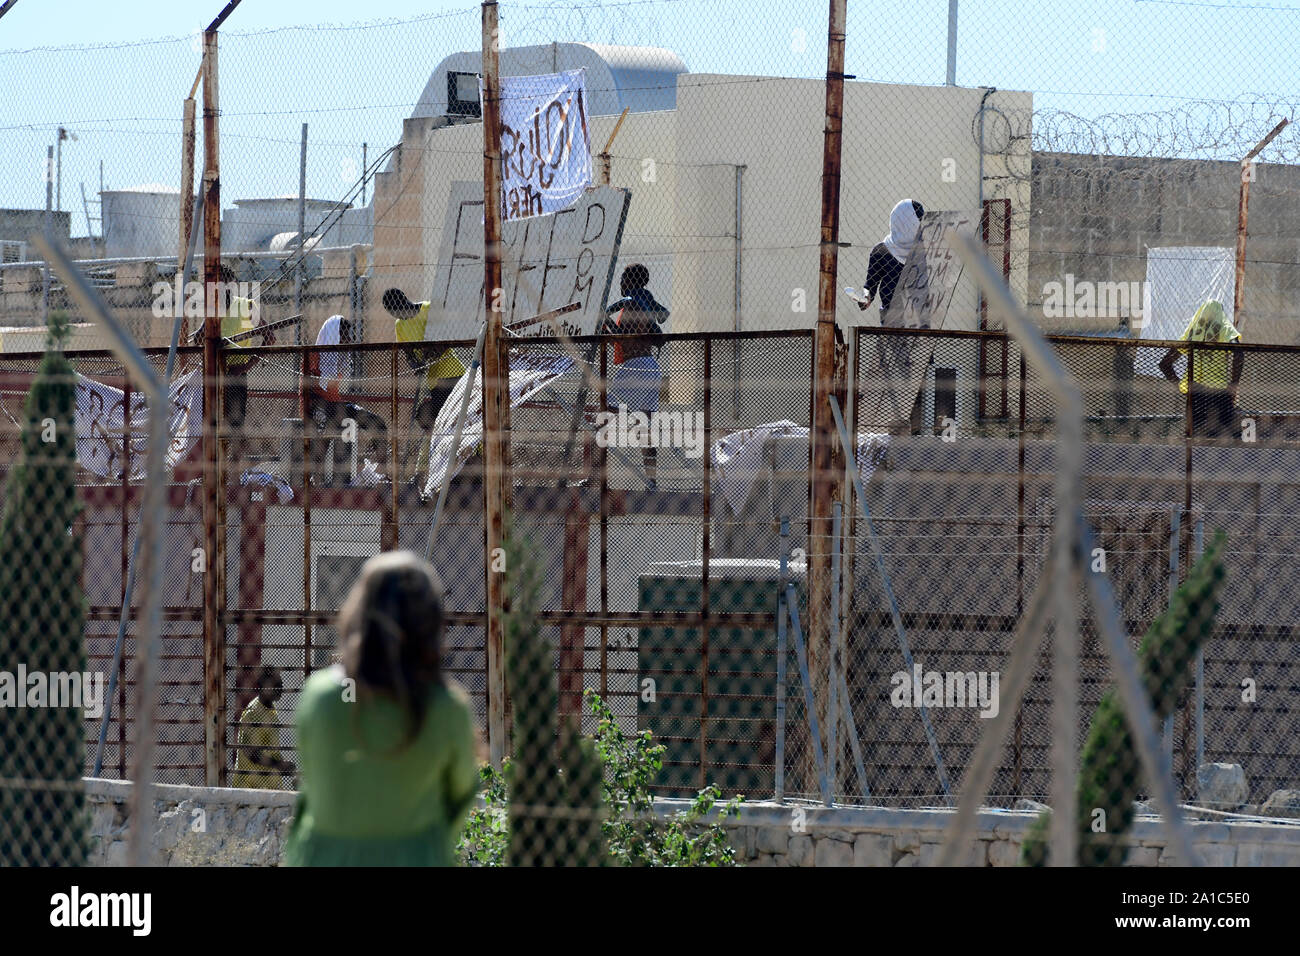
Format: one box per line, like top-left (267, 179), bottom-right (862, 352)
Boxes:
top-left (88, 778), bottom-right (1300, 867)
top-left (657, 800), bottom-right (1300, 867)
top-left (87, 778), bottom-right (296, 867)
top-left (1030, 151), bottom-right (1300, 343)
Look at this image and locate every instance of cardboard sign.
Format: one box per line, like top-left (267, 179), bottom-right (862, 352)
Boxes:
top-left (426, 180), bottom-right (630, 340)
top-left (861, 209), bottom-right (979, 424)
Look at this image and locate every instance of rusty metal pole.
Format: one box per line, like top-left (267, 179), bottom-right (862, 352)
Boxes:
top-left (179, 96), bottom-right (196, 272)
top-left (200, 29), bottom-right (226, 786)
top-left (1234, 170), bottom-right (1251, 331)
top-left (597, 107), bottom-right (628, 187)
top-left (1233, 118), bottom-right (1288, 336)
top-left (480, 0), bottom-right (508, 767)
top-left (809, 0), bottom-right (848, 752)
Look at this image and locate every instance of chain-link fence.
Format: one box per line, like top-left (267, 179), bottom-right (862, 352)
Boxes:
top-left (6, 0), bottom-right (1300, 866)
top-left (2, 321), bottom-right (1295, 855)
top-left (848, 325), bottom-right (1300, 813)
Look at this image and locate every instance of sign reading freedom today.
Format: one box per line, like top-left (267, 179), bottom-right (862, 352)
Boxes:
top-left (860, 208), bottom-right (979, 425)
top-left (425, 180), bottom-right (631, 339)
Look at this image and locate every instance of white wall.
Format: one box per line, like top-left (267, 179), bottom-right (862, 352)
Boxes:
top-left (397, 75), bottom-right (1031, 338)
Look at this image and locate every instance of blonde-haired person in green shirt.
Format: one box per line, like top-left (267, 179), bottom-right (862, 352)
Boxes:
top-left (285, 551), bottom-right (479, 866)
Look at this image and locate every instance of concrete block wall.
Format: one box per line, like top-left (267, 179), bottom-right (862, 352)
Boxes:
top-left (86, 779), bottom-right (1300, 867)
top-left (692, 802), bottom-right (1300, 867)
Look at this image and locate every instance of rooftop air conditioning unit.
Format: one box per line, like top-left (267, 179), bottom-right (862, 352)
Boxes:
top-left (446, 70), bottom-right (481, 119)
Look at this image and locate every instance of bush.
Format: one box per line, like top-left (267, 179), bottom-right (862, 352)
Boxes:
top-left (0, 313), bottom-right (87, 867)
top-left (457, 691), bottom-right (743, 867)
top-left (459, 761), bottom-right (509, 867)
top-left (588, 689), bottom-right (742, 867)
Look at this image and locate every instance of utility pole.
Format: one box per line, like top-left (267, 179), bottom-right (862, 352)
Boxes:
top-left (43, 145), bottom-right (52, 323)
top-left (56, 126), bottom-right (71, 213)
top-left (809, 0), bottom-right (848, 773)
top-left (480, 0), bottom-right (508, 766)
top-left (1233, 118), bottom-right (1288, 335)
top-left (295, 123), bottom-right (308, 314)
top-left (179, 64), bottom-right (201, 271)
top-left (946, 0), bottom-right (958, 86)
top-left (201, 0), bottom-right (243, 786)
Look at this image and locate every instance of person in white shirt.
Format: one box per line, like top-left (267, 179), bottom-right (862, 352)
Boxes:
top-left (304, 315), bottom-right (386, 486)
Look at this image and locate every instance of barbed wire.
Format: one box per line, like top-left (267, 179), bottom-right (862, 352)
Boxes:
top-left (994, 98), bottom-right (1300, 166)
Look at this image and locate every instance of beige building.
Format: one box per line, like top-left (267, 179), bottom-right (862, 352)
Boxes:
top-left (0, 45), bottom-right (1033, 376)
top-left (368, 45), bottom-right (1032, 343)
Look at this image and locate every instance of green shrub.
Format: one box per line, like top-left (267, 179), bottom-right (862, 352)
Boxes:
top-left (457, 691), bottom-right (743, 867)
top-left (459, 761), bottom-right (509, 867)
top-left (1020, 531), bottom-right (1226, 866)
top-left (588, 689), bottom-right (742, 867)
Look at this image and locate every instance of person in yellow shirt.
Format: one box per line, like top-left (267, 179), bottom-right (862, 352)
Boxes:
top-left (232, 666), bottom-right (295, 789)
top-left (384, 288), bottom-right (468, 478)
top-left (215, 267), bottom-right (264, 436)
top-left (384, 288), bottom-right (467, 425)
top-left (1158, 299), bottom-right (1243, 439)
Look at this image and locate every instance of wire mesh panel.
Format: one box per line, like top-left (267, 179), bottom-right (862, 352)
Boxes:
top-left (8, 0), bottom-right (1300, 870)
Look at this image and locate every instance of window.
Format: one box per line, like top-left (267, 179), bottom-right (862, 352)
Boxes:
top-left (447, 71), bottom-right (482, 118)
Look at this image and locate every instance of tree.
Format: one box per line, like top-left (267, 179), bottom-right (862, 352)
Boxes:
top-left (502, 523), bottom-right (605, 866)
top-left (1021, 531), bottom-right (1226, 866)
top-left (0, 312), bottom-right (88, 866)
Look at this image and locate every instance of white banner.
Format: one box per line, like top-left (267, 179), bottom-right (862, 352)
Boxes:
top-left (490, 69), bottom-right (592, 221)
top-left (74, 368), bottom-right (203, 479)
top-left (424, 352), bottom-right (576, 495)
top-left (710, 421), bottom-right (891, 516)
top-left (1137, 246), bottom-right (1234, 378)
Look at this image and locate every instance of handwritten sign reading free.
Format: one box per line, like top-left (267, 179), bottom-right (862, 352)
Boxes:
top-left (426, 180), bottom-right (631, 339)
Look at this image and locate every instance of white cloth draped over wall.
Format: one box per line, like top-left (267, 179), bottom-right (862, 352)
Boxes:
top-left (73, 368), bottom-right (203, 480)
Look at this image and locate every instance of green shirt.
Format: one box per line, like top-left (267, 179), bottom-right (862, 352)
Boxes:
top-left (285, 665), bottom-right (479, 866)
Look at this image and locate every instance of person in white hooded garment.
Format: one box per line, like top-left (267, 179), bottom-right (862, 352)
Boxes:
top-left (857, 198), bottom-right (925, 319)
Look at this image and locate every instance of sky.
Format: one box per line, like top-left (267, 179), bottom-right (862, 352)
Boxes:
top-left (4, 0), bottom-right (1300, 227)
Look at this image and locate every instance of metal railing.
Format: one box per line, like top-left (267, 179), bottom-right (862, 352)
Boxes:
top-left (0, 322), bottom-right (1291, 818)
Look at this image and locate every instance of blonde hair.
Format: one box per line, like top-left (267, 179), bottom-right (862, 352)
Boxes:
top-left (337, 551), bottom-right (447, 746)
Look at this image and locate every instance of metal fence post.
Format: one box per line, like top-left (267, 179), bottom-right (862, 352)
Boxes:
top-left (201, 24), bottom-right (225, 787)
top-left (1165, 508), bottom-right (1181, 775)
top-left (828, 500), bottom-right (842, 804)
top-left (775, 517), bottom-right (789, 803)
top-left (295, 122), bottom-right (307, 315)
top-left (809, 0), bottom-right (848, 764)
top-left (1194, 517), bottom-right (1206, 770)
top-left (480, 0), bottom-right (508, 768)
